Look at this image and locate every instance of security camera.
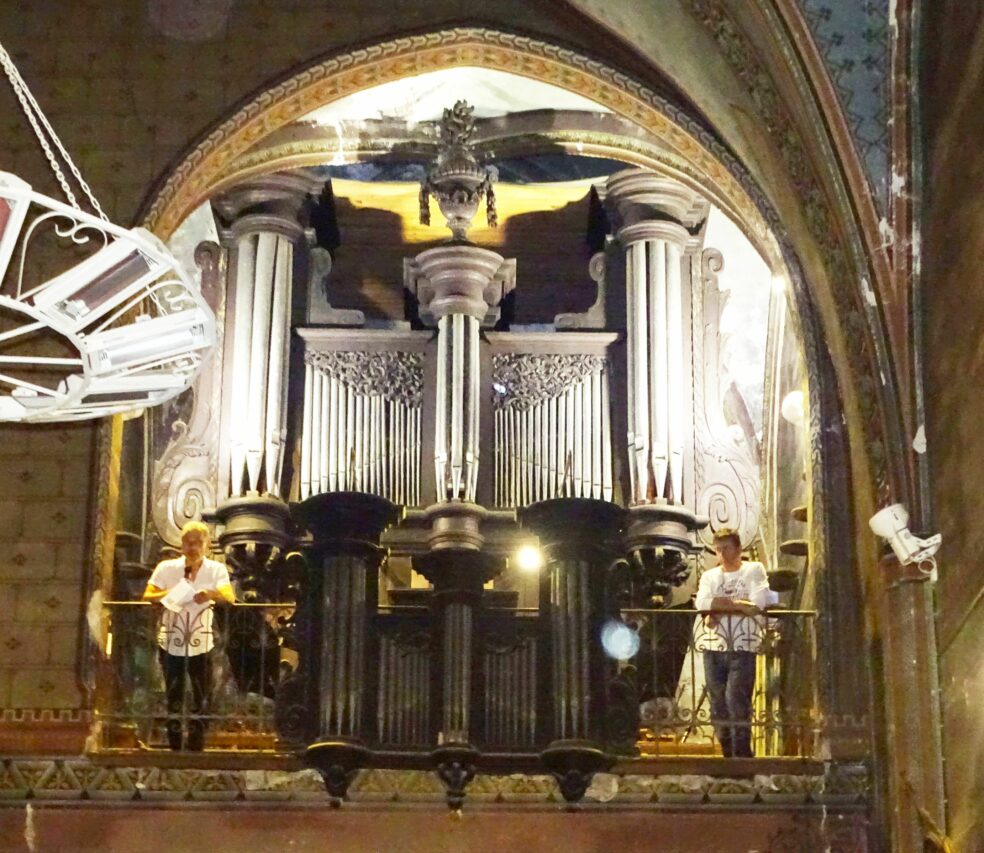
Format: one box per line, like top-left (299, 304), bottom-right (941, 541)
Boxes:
top-left (868, 503), bottom-right (941, 568)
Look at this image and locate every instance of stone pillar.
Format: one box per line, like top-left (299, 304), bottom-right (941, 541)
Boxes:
top-left (213, 172), bottom-right (319, 499)
top-left (877, 555), bottom-right (947, 852)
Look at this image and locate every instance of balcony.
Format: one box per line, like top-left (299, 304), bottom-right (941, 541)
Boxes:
top-left (95, 597), bottom-right (821, 784)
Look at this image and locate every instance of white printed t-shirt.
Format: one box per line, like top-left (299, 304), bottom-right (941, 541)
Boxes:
top-left (148, 557), bottom-right (231, 657)
top-left (693, 561), bottom-right (773, 653)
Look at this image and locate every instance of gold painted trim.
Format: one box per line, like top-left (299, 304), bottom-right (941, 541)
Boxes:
top-left (142, 28), bottom-right (770, 262)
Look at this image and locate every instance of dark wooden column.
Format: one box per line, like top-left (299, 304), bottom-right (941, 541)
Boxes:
top-left (292, 492), bottom-right (399, 802)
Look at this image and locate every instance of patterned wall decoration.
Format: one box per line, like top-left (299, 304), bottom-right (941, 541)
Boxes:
top-left (0, 758), bottom-right (868, 806)
top-left (796, 0), bottom-right (891, 212)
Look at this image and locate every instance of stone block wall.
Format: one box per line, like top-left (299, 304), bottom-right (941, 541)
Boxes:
top-left (0, 422), bottom-right (96, 721)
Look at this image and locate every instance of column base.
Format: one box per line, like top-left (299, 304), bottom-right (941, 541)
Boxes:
top-left (431, 743), bottom-right (481, 810)
top-left (305, 737), bottom-right (372, 805)
top-left (540, 739), bottom-right (613, 804)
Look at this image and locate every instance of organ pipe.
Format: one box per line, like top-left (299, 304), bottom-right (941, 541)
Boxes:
top-left (493, 360), bottom-right (612, 507)
top-left (227, 231), bottom-right (295, 498)
top-left (298, 353), bottom-right (423, 504)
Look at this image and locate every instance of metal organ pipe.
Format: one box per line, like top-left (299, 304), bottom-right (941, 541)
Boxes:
top-left (492, 357), bottom-right (612, 507)
top-left (227, 235), bottom-right (256, 495)
top-left (617, 220), bottom-right (691, 504)
top-left (298, 352), bottom-right (423, 504)
top-left (434, 313), bottom-right (480, 502)
top-left (226, 231), bottom-right (295, 498)
top-left (606, 169), bottom-right (707, 508)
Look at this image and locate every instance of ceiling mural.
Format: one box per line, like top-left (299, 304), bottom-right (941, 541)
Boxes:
top-left (796, 0), bottom-right (891, 211)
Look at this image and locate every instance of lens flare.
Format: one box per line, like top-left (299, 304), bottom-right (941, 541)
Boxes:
top-left (600, 619), bottom-right (640, 660)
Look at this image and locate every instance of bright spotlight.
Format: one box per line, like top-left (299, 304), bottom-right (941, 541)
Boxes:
top-left (514, 544), bottom-right (544, 573)
top-left (600, 619), bottom-right (640, 661)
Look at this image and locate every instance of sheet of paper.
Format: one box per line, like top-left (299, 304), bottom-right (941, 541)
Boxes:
top-left (161, 578), bottom-right (196, 613)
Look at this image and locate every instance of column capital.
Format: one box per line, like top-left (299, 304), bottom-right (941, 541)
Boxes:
top-left (213, 171), bottom-right (322, 244)
top-left (604, 168), bottom-right (708, 231)
top-left (616, 219), bottom-right (690, 248)
top-left (405, 244), bottom-right (515, 323)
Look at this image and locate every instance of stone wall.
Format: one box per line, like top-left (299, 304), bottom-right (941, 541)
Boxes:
top-left (922, 3), bottom-right (984, 852)
top-left (0, 423), bottom-right (95, 726)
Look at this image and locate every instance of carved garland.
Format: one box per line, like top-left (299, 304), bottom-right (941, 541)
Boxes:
top-left (305, 351), bottom-right (423, 407)
top-left (491, 353), bottom-right (606, 411)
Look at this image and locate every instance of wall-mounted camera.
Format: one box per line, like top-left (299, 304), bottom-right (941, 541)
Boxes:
top-left (868, 503), bottom-right (941, 577)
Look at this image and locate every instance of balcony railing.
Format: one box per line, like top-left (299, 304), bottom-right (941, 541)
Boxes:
top-left (625, 608), bottom-right (818, 758)
top-left (96, 601), bottom-right (295, 753)
top-left (96, 598), bottom-right (817, 762)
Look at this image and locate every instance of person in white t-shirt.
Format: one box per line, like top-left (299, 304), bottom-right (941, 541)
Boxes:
top-left (694, 527), bottom-right (773, 758)
top-left (142, 521), bottom-right (234, 751)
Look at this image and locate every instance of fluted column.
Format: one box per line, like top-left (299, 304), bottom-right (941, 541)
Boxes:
top-left (605, 170), bottom-right (707, 507)
top-left (214, 173), bottom-right (318, 499)
top-left (407, 245), bottom-right (515, 503)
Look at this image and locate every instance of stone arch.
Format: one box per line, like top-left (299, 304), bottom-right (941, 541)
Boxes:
top-left (133, 28), bottom-right (884, 744)
top-left (137, 25), bottom-right (894, 558)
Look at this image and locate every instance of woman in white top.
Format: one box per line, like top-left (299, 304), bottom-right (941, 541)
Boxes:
top-left (143, 521), bottom-right (234, 751)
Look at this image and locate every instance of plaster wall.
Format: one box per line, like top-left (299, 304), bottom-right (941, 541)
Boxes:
top-left (922, 4), bottom-right (984, 852)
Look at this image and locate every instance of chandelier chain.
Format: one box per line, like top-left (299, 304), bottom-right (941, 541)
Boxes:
top-left (0, 40), bottom-right (108, 221)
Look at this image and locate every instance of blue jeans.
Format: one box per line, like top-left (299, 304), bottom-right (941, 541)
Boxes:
top-left (703, 651), bottom-right (756, 757)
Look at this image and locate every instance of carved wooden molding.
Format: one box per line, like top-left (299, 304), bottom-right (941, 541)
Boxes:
top-left (305, 350), bottom-right (424, 407)
top-left (491, 353), bottom-right (606, 411)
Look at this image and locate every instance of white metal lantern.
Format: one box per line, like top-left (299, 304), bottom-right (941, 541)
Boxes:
top-left (0, 43), bottom-right (215, 423)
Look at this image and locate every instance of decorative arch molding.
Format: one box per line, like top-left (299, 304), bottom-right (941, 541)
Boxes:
top-left (681, 0), bottom-right (910, 508)
top-left (136, 25), bottom-right (897, 557)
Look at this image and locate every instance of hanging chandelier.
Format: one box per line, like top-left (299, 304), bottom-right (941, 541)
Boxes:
top-left (0, 40), bottom-right (215, 423)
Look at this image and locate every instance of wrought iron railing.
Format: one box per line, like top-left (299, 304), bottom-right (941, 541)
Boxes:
top-left (624, 608), bottom-right (818, 758)
top-left (96, 600), bottom-right (295, 752)
top-left (96, 599), bottom-right (817, 761)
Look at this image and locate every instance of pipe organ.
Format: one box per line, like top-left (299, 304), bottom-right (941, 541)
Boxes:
top-left (492, 353), bottom-right (614, 506)
top-left (143, 145), bottom-right (769, 805)
top-left (299, 350), bottom-right (423, 505)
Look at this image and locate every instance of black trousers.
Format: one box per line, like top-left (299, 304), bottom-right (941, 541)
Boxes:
top-left (158, 649), bottom-right (211, 751)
